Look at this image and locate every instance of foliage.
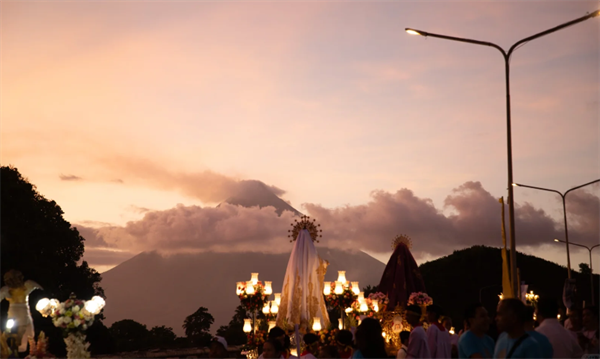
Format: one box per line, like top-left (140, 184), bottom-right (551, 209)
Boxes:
top-left (109, 319), bottom-right (150, 352)
top-left (0, 166), bottom-right (106, 355)
top-left (149, 326), bottom-right (177, 349)
top-left (242, 329), bottom-right (267, 351)
top-left (579, 263), bottom-right (591, 275)
top-left (86, 320), bottom-right (115, 355)
top-left (216, 307), bottom-right (248, 346)
top-left (183, 307), bottom-right (214, 347)
top-left (325, 283), bottom-right (358, 309)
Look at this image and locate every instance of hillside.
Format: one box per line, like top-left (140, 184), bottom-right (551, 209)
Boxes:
top-left (419, 245), bottom-right (598, 333)
top-left (101, 248), bottom-right (385, 336)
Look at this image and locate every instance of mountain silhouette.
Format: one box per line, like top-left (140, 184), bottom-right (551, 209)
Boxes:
top-left (219, 180), bottom-right (302, 216)
top-left (101, 249), bottom-right (385, 336)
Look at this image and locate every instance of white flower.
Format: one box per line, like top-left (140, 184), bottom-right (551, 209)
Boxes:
top-left (82, 324), bottom-right (88, 330)
top-left (72, 305), bottom-right (80, 313)
top-left (59, 308), bottom-right (66, 315)
top-left (73, 319), bottom-right (81, 327)
top-left (63, 316), bottom-right (72, 324)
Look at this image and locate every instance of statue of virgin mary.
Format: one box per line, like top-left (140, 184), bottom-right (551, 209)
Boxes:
top-left (276, 229), bottom-right (330, 330)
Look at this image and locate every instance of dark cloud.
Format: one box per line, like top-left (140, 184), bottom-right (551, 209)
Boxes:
top-left (59, 174), bottom-right (83, 181)
top-left (78, 181), bottom-right (599, 270)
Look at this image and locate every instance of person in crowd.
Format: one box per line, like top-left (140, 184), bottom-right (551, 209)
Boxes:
top-left (442, 316), bottom-right (459, 358)
top-left (260, 327), bottom-right (295, 359)
top-left (523, 306), bottom-right (553, 358)
top-left (535, 297), bottom-right (583, 359)
top-left (458, 303), bottom-right (494, 358)
top-left (335, 330), bottom-right (354, 359)
top-left (426, 304), bottom-right (452, 358)
top-left (352, 317), bottom-right (388, 359)
top-left (397, 331), bottom-right (410, 359)
top-left (581, 306), bottom-right (599, 355)
top-left (564, 307), bottom-right (583, 339)
top-left (405, 305), bottom-right (431, 359)
top-left (493, 298), bottom-right (542, 358)
top-left (318, 345), bottom-right (341, 359)
top-left (263, 338), bottom-right (285, 359)
top-left (301, 333), bottom-right (320, 359)
top-left (209, 336), bottom-right (229, 358)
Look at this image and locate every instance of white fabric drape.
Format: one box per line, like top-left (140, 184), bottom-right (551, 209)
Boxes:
top-left (276, 229), bottom-right (330, 330)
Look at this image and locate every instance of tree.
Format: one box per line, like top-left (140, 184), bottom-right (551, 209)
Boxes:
top-left (579, 263), bottom-right (591, 275)
top-left (216, 305), bottom-right (247, 346)
top-left (149, 325), bottom-right (177, 349)
top-left (183, 307), bottom-right (214, 347)
top-left (109, 319), bottom-right (150, 352)
top-left (1, 166), bottom-right (105, 355)
top-left (362, 285), bottom-right (379, 297)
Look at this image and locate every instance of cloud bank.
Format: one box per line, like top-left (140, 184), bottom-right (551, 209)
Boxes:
top-left (79, 181), bottom-right (599, 270)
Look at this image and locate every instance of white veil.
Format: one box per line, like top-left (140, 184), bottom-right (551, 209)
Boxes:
top-left (276, 229), bottom-right (330, 330)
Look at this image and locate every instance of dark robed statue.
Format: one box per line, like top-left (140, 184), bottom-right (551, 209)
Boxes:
top-left (377, 236), bottom-right (426, 309)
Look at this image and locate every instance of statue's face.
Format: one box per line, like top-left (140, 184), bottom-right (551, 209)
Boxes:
top-left (3, 270), bottom-right (24, 288)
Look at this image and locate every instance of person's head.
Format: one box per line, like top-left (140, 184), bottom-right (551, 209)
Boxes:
top-left (441, 316), bottom-right (453, 331)
top-left (335, 329), bottom-right (353, 350)
top-left (399, 331), bottom-right (410, 345)
top-left (303, 333), bottom-right (320, 353)
top-left (496, 299), bottom-right (526, 333)
top-left (3, 270), bottom-right (24, 288)
top-left (263, 338), bottom-right (284, 359)
top-left (209, 336), bottom-right (228, 358)
top-left (535, 298), bottom-right (558, 322)
top-left (268, 326), bottom-right (286, 345)
top-left (354, 318), bottom-right (387, 358)
top-left (583, 306), bottom-right (599, 329)
top-left (426, 304), bottom-right (443, 324)
top-left (318, 345), bottom-right (340, 358)
top-left (405, 305), bottom-right (422, 327)
top-left (523, 306), bottom-right (536, 331)
top-left (464, 303), bottom-right (490, 334)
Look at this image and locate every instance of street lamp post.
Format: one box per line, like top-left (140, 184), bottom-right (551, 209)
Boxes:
top-left (405, 10), bottom-right (600, 296)
top-left (513, 179), bottom-right (600, 279)
top-left (555, 238), bottom-right (600, 305)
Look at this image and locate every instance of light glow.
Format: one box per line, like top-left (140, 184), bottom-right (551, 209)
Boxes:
top-left (236, 282), bottom-right (244, 295)
top-left (6, 319), bottom-right (15, 330)
top-left (264, 281), bottom-right (273, 295)
top-left (406, 29), bottom-right (422, 36)
top-left (246, 281), bottom-right (255, 295)
top-left (251, 273), bottom-right (259, 286)
top-left (243, 319), bottom-right (252, 333)
top-left (263, 303), bottom-right (270, 314)
top-left (338, 318), bottom-right (343, 330)
top-left (337, 271), bottom-right (347, 284)
top-left (324, 281), bottom-right (331, 295)
top-left (334, 281), bottom-right (344, 295)
top-left (351, 282), bottom-right (359, 295)
top-left (312, 317), bottom-right (322, 331)
top-left (275, 293), bottom-right (281, 306)
top-left (270, 300), bottom-right (279, 314)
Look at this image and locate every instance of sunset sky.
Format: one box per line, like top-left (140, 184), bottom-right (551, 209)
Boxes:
top-left (2, 1), bottom-right (598, 274)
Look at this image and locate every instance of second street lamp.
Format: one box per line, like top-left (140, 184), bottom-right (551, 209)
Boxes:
top-left (513, 179), bottom-right (600, 279)
top-left (405, 9), bottom-right (600, 296)
top-left (555, 239), bottom-right (600, 305)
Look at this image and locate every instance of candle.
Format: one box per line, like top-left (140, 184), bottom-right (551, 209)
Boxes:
top-left (243, 319), bottom-right (252, 333)
top-left (251, 273), bottom-right (259, 286)
top-left (334, 281), bottom-right (343, 295)
top-left (246, 281), bottom-right (255, 295)
top-left (264, 281), bottom-right (273, 295)
top-left (275, 293), bottom-right (281, 306)
top-left (312, 317), bottom-right (322, 331)
top-left (337, 271), bottom-right (347, 284)
top-left (351, 282), bottom-right (360, 295)
top-left (323, 281), bottom-right (331, 295)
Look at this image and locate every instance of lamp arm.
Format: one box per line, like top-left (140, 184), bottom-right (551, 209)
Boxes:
top-left (564, 179), bottom-right (600, 196)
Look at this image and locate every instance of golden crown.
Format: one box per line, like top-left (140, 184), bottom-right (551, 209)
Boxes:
top-left (288, 215), bottom-right (322, 243)
top-left (392, 234), bottom-right (412, 250)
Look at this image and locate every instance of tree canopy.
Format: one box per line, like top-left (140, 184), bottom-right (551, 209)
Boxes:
top-left (183, 306), bottom-right (214, 347)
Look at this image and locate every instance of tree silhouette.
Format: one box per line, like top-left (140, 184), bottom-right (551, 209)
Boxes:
top-left (183, 307), bottom-right (214, 347)
top-left (109, 319), bottom-right (150, 352)
top-left (579, 263), bottom-right (591, 275)
top-left (1, 165), bottom-right (105, 355)
top-left (149, 325), bottom-right (177, 349)
top-left (216, 305), bottom-right (247, 346)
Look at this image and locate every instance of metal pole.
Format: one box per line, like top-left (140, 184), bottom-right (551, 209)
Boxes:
top-left (562, 195), bottom-right (572, 278)
top-left (504, 54), bottom-right (519, 296)
top-left (589, 248), bottom-right (594, 305)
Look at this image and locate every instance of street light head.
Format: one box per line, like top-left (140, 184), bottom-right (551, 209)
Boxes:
top-left (592, 10), bottom-right (600, 17)
top-left (405, 28), bottom-right (423, 36)
top-left (511, 183), bottom-right (518, 187)
top-left (554, 239), bottom-right (560, 242)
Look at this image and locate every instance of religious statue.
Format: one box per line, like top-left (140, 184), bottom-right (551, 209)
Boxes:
top-left (277, 217), bottom-right (330, 331)
top-left (377, 235), bottom-right (426, 310)
top-left (0, 270), bottom-right (42, 353)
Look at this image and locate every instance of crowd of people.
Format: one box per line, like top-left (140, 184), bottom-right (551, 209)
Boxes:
top-left (208, 299), bottom-right (599, 359)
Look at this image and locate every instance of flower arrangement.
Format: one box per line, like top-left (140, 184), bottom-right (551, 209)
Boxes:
top-left (51, 299), bottom-right (95, 336)
top-left (242, 329), bottom-right (268, 352)
top-left (407, 292), bottom-right (433, 306)
top-left (324, 283), bottom-right (358, 310)
top-left (25, 332), bottom-right (55, 359)
top-left (318, 328), bottom-right (339, 347)
top-left (238, 282), bottom-right (269, 312)
top-left (368, 292), bottom-right (389, 312)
